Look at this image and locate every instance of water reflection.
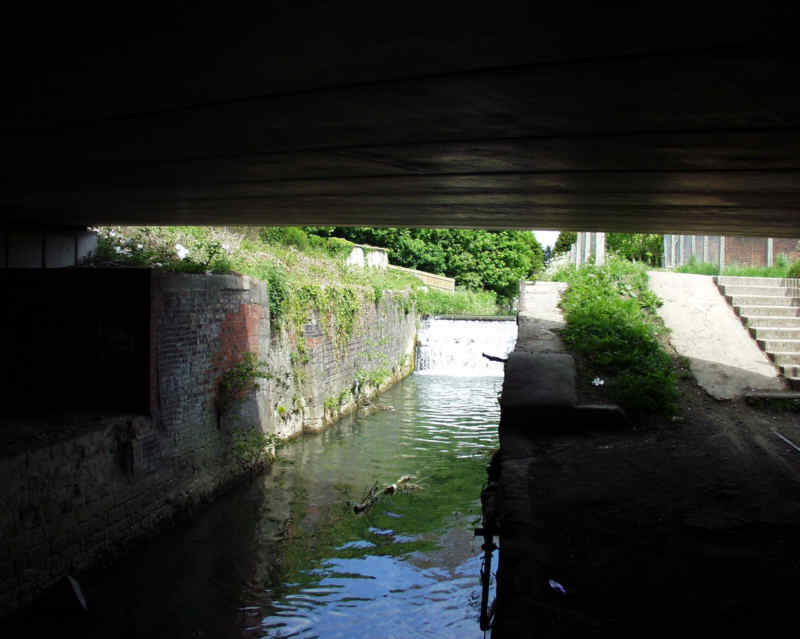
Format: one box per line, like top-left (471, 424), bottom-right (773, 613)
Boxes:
top-left (7, 374), bottom-right (500, 639)
top-left (247, 374), bottom-right (501, 638)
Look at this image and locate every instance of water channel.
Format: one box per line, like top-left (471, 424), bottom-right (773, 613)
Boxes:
top-left (15, 319), bottom-right (517, 638)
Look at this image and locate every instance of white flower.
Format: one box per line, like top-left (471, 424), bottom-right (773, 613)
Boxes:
top-left (175, 243), bottom-right (189, 259)
top-left (137, 243), bottom-right (143, 250)
top-left (114, 246), bottom-right (122, 254)
top-left (109, 230), bottom-right (116, 237)
top-left (221, 243), bottom-right (230, 252)
top-left (592, 377), bottom-right (605, 387)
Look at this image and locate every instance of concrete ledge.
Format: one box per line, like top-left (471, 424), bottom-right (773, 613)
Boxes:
top-left (501, 351), bottom-right (577, 411)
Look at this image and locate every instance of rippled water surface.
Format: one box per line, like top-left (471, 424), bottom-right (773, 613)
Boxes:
top-left (15, 374), bottom-right (501, 638)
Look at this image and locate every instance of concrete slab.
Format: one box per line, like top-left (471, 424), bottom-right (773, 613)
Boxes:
top-left (44, 234), bottom-right (75, 268)
top-left (648, 271), bottom-right (785, 399)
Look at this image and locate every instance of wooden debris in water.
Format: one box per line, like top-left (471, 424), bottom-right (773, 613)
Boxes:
top-left (353, 475), bottom-right (422, 514)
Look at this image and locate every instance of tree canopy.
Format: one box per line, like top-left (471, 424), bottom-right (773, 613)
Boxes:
top-left (553, 232), bottom-right (577, 256)
top-left (606, 233), bottom-right (662, 265)
top-left (305, 227), bottom-right (544, 300)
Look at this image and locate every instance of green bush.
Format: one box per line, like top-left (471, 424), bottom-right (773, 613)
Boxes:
top-left (259, 226), bottom-right (309, 250)
top-left (788, 260), bottom-right (800, 279)
top-left (556, 258), bottom-right (678, 416)
top-left (675, 257), bottom-right (719, 275)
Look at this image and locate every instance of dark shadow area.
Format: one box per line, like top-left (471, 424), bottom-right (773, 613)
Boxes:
top-left (493, 356), bottom-right (800, 637)
top-left (0, 269), bottom-right (150, 417)
top-left (0, 473), bottom-right (272, 639)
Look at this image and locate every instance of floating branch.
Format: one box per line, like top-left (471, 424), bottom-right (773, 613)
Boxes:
top-left (482, 352), bottom-right (507, 363)
top-left (353, 475), bottom-right (422, 514)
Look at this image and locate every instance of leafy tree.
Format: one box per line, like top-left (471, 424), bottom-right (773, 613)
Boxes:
top-left (553, 231), bottom-right (577, 255)
top-left (304, 227), bottom-right (544, 301)
top-left (606, 233), bottom-right (662, 266)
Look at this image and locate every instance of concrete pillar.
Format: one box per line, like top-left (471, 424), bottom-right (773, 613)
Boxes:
top-left (595, 232), bottom-right (606, 266)
top-left (583, 232), bottom-right (592, 264)
top-left (77, 231), bottom-right (98, 264)
top-left (569, 243), bottom-right (576, 266)
top-left (4, 228), bottom-right (97, 268)
top-left (719, 236), bottom-right (726, 269)
top-left (703, 236), bottom-right (709, 263)
top-left (44, 233), bottom-right (77, 268)
top-left (576, 233), bottom-right (584, 266)
top-left (767, 237), bottom-right (774, 267)
top-left (679, 235), bottom-right (686, 266)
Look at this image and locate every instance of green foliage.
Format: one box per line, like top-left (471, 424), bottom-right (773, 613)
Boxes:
top-left (675, 258), bottom-right (719, 275)
top-left (304, 227), bottom-right (544, 302)
top-left (787, 259), bottom-right (800, 279)
top-left (260, 226), bottom-right (310, 250)
top-left (265, 266), bottom-right (290, 325)
top-left (413, 287), bottom-right (498, 316)
top-left (555, 257), bottom-right (678, 416)
top-left (94, 226), bottom-right (233, 273)
top-left (606, 233), bottom-right (663, 265)
top-left (217, 352), bottom-right (271, 414)
top-left (553, 231), bottom-right (577, 256)
top-left (677, 255), bottom-right (798, 279)
top-left (231, 427), bottom-right (281, 470)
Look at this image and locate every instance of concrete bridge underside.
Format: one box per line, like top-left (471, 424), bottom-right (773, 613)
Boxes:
top-left (3, 5), bottom-right (800, 236)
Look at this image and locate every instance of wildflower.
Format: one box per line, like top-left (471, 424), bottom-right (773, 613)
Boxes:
top-left (221, 243), bottom-right (230, 252)
top-left (175, 243), bottom-right (189, 259)
top-left (592, 377), bottom-right (605, 387)
top-left (114, 246), bottom-right (122, 254)
top-left (136, 243), bottom-right (143, 249)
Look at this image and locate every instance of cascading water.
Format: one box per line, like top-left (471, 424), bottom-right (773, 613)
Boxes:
top-left (415, 317), bottom-right (518, 376)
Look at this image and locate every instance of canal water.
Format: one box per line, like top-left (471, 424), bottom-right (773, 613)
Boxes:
top-left (14, 319), bottom-right (516, 638)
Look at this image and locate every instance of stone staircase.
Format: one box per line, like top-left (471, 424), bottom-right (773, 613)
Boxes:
top-left (715, 276), bottom-right (800, 389)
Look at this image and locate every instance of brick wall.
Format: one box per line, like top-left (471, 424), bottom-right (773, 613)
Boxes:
top-left (0, 271), bottom-right (416, 617)
top-left (773, 238), bottom-right (800, 263)
top-left (725, 236), bottom-right (768, 268)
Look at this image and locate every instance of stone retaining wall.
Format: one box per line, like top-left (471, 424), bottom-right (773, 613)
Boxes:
top-left (0, 270), bottom-right (416, 616)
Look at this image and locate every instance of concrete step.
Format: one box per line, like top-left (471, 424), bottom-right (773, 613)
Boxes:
top-left (780, 364), bottom-right (800, 377)
top-left (745, 316), bottom-right (800, 328)
top-left (767, 351), bottom-right (800, 366)
top-left (727, 295), bottom-right (800, 307)
top-left (736, 305), bottom-right (800, 317)
top-left (717, 276), bottom-right (800, 288)
top-left (758, 338), bottom-right (800, 352)
top-left (751, 327), bottom-right (800, 340)
top-left (721, 285), bottom-right (799, 297)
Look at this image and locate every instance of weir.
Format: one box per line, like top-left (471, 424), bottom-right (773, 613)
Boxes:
top-left (415, 317), bottom-right (517, 376)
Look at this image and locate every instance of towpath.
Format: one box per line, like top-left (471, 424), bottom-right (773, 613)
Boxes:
top-left (489, 279), bottom-right (800, 638)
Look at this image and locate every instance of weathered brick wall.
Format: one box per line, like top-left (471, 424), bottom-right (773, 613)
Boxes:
top-left (0, 271), bottom-right (416, 617)
top-left (725, 236), bottom-right (768, 267)
top-left (266, 289), bottom-right (417, 435)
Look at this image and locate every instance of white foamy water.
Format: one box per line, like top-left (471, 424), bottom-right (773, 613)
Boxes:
top-left (415, 318), bottom-right (517, 376)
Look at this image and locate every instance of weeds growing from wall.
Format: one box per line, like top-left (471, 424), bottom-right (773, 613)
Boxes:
top-left (217, 352), bottom-right (272, 415)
